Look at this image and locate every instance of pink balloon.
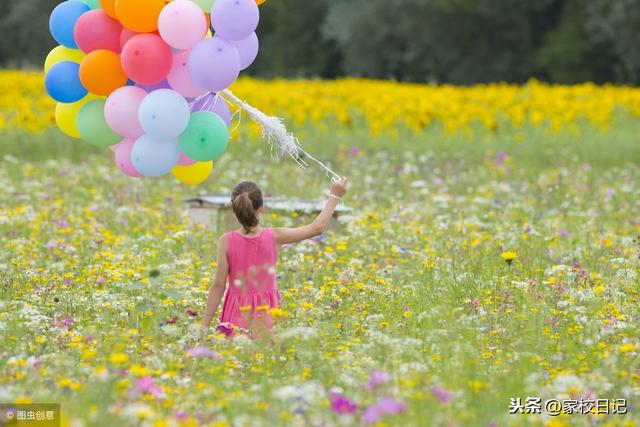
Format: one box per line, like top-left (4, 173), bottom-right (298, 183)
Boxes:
top-left (114, 138), bottom-right (143, 178)
top-left (167, 50), bottom-right (205, 98)
top-left (120, 28), bottom-right (137, 51)
top-left (74, 10), bottom-right (123, 53)
top-left (121, 34), bottom-right (173, 86)
top-left (159, 0), bottom-right (207, 50)
top-left (231, 32), bottom-right (259, 70)
top-left (177, 151), bottom-right (196, 166)
top-left (105, 86), bottom-right (147, 138)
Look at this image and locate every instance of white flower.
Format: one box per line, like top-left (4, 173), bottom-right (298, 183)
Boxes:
top-left (276, 326), bottom-right (318, 341)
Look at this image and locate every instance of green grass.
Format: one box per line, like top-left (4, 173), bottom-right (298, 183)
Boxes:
top-left (0, 122), bottom-right (638, 427)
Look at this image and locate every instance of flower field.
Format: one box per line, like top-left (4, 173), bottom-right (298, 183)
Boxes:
top-left (0, 71), bottom-right (639, 427)
top-left (3, 71), bottom-right (640, 137)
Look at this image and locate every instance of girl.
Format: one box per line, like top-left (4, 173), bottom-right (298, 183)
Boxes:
top-left (201, 178), bottom-right (348, 338)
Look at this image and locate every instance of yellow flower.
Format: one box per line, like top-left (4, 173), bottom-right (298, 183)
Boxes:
top-left (130, 364), bottom-right (150, 377)
top-left (500, 251), bottom-right (518, 264)
top-left (269, 307), bottom-right (287, 319)
top-left (109, 352), bottom-right (128, 365)
top-left (619, 344), bottom-right (636, 353)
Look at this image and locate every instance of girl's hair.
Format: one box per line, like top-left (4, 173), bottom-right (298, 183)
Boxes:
top-left (231, 181), bottom-right (263, 233)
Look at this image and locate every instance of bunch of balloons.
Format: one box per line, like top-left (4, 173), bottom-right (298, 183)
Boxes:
top-left (45, 0), bottom-right (266, 185)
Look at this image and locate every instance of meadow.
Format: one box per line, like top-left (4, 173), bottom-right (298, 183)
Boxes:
top-left (0, 72), bottom-right (639, 427)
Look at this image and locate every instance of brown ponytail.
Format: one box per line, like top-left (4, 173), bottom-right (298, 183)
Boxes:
top-left (231, 181), bottom-right (263, 233)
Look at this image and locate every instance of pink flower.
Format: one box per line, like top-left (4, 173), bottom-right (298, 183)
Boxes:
top-left (377, 397), bottom-right (407, 415)
top-left (174, 410), bottom-right (188, 421)
top-left (361, 397), bottom-right (407, 423)
top-left (329, 392), bottom-right (357, 414)
top-left (216, 323), bottom-right (234, 337)
top-left (136, 376), bottom-right (163, 397)
top-left (45, 240), bottom-right (59, 249)
top-left (362, 405), bottom-right (381, 423)
top-left (366, 371), bottom-right (392, 392)
top-left (431, 386), bottom-right (452, 404)
top-left (186, 347), bottom-right (220, 360)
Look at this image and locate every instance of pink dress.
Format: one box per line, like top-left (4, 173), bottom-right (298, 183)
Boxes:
top-left (220, 227), bottom-right (281, 332)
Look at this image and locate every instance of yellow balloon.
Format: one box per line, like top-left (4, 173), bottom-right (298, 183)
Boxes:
top-left (172, 161), bottom-right (214, 186)
top-left (44, 46), bottom-right (86, 74)
top-left (55, 94), bottom-right (101, 138)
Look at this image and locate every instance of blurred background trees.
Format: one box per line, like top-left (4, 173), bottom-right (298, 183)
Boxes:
top-left (2, 0), bottom-right (639, 84)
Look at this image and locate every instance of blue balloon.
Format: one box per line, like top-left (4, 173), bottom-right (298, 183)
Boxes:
top-left (49, 1), bottom-right (90, 48)
top-left (138, 89), bottom-right (190, 139)
top-left (45, 61), bottom-right (88, 103)
top-left (131, 135), bottom-right (180, 178)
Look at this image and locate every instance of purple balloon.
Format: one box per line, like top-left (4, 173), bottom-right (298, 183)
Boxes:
top-left (190, 93), bottom-right (232, 127)
top-left (136, 79), bottom-right (171, 92)
top-left (211, 0), bottom-right (259, 41)
top-left (231, 32), bottom-right (259, 70)
top-left (188, 37), bottom-right (240, 92)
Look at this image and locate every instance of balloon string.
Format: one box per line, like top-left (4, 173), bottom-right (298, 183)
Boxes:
top-left (220, 89), bottom-right (341, 182)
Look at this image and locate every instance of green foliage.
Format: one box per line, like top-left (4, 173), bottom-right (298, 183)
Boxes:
top-left (0, 0), bottom-right (58, 68)
top-left (1, 0), bottom-right (639, 83)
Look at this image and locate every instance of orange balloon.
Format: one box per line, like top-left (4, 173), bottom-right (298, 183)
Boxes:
top-left (100, 0), bottom-right (117, 18)
top-left (115, 0), bottom-right (165, 33)
top-left (256, 0), bottom-right (267, 5)
top-left (79, 50), bottom-right (128, 96)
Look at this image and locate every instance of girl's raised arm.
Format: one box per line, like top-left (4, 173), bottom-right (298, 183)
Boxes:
top-left (202, 234), bottom-right (230, 329)
top-left (274, 178), bottom-right (348, 246)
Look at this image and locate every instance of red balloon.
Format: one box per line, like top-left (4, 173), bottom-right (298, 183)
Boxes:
top-left (74, 10), bottom-right (123, 54)
top-left (120, 33), bottom-right (172, 86)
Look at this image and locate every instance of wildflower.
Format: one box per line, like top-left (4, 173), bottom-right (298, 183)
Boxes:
top-left (362, 397), bottom-right (407, 423)
top-left (135, 376), bottom-right (163, 399)
top-left (269, 307), bottom-right (287, 319)
top-left (174, 410), bottom-right (189, 421)
top-left (109, 353), bottom-right (128, 365)
top-left (500, 251), bottom-right (518, 265)
top-left (329, 392), bottom-right (357, 414)
top-left (431, 386), bottom-right (452, 404)
top-left (186, 347), bottom-right (220, 360)
top-left (376, 397), bottom-right (407, 415)
top-left (45, 240), bottom-right (59, 249)
top-left (216, 323), bottom-right (235, 337)
top-left (366, 371), bottom-right (392, 392)
top-left (129, 365), bottom-right (149, 377)
top-left (619, 344), bottom-right (636, 354)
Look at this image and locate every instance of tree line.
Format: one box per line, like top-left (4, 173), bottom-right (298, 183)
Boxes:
top-left (2, 0), bottom-right (639, 84)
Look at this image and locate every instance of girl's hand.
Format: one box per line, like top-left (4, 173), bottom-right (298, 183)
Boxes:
top-left (330, 177), bottom-right (348, 198)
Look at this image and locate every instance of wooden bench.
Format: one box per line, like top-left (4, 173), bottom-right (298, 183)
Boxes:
top-left (185, 194), bottom-right (352, 231)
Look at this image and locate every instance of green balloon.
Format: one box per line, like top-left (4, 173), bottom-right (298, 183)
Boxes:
top-left (79, 0), bottom-right (101, 9)
top-left (180, 112), bottom-right (229, 162)
top-left (191, 0), bottom-right (215, 11)
top-left (77, 100), bottom-right (120, 148)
